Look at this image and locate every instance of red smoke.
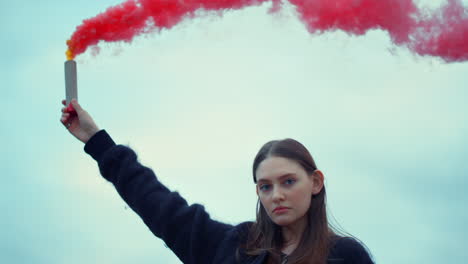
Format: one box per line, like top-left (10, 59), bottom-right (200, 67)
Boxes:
top-left (66, 0), bottom-right (468, 62)
top-left (410, 0), bottom-right (468, 62)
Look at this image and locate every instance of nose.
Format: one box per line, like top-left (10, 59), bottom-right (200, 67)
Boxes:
top-left (272, 186), bottom-right (285, 203)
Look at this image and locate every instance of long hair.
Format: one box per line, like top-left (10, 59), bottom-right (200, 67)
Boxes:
top-left (239, 138), bottom-right (336, 264)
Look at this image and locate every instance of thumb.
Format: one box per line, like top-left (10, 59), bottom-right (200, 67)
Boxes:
top-left (70, 99), bottom-right (84, 113)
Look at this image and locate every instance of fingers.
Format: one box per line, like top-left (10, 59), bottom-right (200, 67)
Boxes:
top-left (61, 98), bottom-right (79, 109)
top-left (60, 99), bottom-right (74, 129)
top-left (62, 99), bottom-right (73, 113)
top-left (60, 100), bottom-right (70, 129)
top-left (60, 112), bottom-right (72, 129)
top-left (70, 99), bottom-right (83, 113)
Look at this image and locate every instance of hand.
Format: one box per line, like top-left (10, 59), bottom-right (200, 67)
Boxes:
top-left (60, 99), bottom-right (100, 144)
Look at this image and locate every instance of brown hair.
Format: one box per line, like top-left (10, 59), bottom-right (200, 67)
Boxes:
top-left (240, 138), bottom-right (337, 264)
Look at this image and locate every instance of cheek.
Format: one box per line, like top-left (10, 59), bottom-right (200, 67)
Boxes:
top-left (259, 196), bottom-right (275, 215)
top-left (259, 196), bottom-right (270, 207)
top-left (291, 190), bottom-right (312, 209)
top-left (259, 199), bottom-right (274, 217)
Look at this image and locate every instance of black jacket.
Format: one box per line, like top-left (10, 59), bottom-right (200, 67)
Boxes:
top-left (84, 130), bottom-right (374, 264)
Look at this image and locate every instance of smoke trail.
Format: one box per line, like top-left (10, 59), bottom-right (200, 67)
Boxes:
top-left (65, 0), bottom-right (270, 60)
top-left (66, 0), bottom-right (468, 62)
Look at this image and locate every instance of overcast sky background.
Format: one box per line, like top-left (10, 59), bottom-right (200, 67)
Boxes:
top-left (2, 0), bottom-right (468, 263)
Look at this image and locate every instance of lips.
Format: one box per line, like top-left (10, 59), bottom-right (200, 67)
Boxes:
top-left (273, 206), bottom-right (289, 213)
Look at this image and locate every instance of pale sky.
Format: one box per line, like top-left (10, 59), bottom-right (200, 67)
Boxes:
top-left (2, 0), bottom-right (468, 263)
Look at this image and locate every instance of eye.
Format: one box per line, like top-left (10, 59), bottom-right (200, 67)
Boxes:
top-left (259, 184), bottom-right (271, 192)
top-left (284, 178), bottom-right (296, 185)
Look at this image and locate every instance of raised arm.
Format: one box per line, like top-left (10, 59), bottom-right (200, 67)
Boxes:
top-left (60, 99), bottom-right (234, 264)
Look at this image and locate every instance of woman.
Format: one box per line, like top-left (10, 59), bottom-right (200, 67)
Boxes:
top-left (60, 99), bottom-right (374, 264)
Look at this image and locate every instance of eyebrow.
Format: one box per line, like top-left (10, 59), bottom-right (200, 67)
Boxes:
top-left (257, 173), bottom-right (296, 184)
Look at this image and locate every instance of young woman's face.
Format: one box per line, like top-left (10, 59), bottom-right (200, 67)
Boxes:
top-left (255, 156), bottom-right (323, 227)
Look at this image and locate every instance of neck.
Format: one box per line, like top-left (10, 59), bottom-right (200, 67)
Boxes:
top-left (280, 217), bottom-right (307, 254)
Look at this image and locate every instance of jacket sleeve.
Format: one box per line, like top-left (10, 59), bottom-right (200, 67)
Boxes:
top-left (84, 130), bottom-right (233, 264)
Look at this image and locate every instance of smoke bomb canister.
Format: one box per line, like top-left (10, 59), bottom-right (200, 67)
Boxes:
top-left (64, 60), bottom-right (78, 105)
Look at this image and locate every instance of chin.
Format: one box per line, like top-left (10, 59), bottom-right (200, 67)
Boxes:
top-left (271, 216), bottom-right (296, 226)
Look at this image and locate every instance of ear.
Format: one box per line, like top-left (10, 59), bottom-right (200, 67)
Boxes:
top-left (311, 169), bottom-right (324, 195)
top-left (256, 185), bottom-right (259, 196)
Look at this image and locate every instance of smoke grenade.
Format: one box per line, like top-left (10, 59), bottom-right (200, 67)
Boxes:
top-left (64, 60), bottom-right (78, 113)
